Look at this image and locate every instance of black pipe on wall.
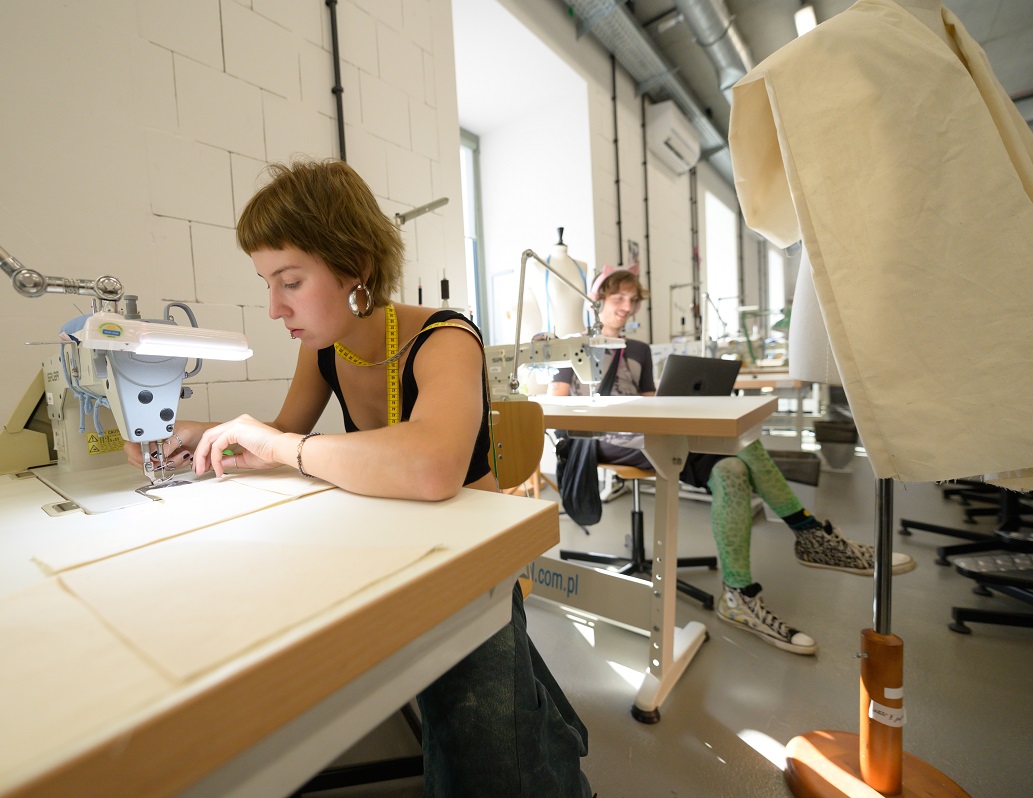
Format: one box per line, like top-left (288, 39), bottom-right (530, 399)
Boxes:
top-left (326, 0), bottom-right (347, 161)
top-left (640, 95), bottom-right (653, 342)
top-left (611, 54), bottom-right (623, 267)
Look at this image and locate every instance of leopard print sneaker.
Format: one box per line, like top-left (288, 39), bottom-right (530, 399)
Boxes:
top-left (794, 521), bottom-right (916, 575)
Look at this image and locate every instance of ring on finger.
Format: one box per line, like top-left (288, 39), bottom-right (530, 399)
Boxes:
top-left (170, 432), bottom-right (184, 450)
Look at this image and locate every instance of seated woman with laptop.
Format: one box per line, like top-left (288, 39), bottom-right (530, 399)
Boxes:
top-left (549, 267), bottom-right (915, 656)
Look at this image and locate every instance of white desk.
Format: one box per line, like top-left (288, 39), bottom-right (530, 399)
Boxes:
top-left (531, 395), bottom-right (776, 722)
top-left (0, 468), bottom-right (557, 798)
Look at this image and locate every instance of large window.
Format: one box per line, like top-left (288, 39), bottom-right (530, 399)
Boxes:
top-left (459, 130), bottom-right (487, 335)
top-left (703, 191), bottom-right (739, 345)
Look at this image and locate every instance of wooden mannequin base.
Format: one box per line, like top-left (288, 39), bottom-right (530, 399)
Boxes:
top-left (784, 731), bottom-right (970, 798)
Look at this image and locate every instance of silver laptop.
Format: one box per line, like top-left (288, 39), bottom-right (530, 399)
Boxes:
top-left (656, 354), bottom-right (741, 397)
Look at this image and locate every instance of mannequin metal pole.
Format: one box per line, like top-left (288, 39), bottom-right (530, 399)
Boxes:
top-left (785, 474), bottom-right (969, 796)
top-left (874, 478), bottom-right (894, 633)
top-left (860, 477), bottom-right (903, 793)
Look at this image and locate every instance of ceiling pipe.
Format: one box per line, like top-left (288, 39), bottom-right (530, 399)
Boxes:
top-left (567, 0), bottom-right (739, 185)
top-left (673, 0), bottom-right (753, 104)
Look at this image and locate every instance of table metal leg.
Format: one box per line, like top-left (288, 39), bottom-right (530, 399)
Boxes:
top-left (632, 434), bottom-right (708, 723)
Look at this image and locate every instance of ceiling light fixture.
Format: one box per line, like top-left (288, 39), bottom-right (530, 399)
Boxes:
top-left (795, 3), bottom-right (817, 37)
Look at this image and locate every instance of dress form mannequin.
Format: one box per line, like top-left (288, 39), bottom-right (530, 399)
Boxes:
top-left (730, 0), bottom-right (1033, 487)
top-left (789, 0), bottom-right (957, 387)
top-left (725, 0), bottom-right (1033, 793)
top-left (894, 0), bottom-right (961, 57)
top-left (528, 228), bottom-right (589, 337)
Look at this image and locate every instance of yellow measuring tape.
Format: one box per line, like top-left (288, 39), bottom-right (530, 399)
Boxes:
top-left (333, 305), bottom-right (485, 428)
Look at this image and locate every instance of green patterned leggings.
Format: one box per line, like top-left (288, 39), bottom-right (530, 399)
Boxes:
top-left (706, 439), bottom-right (803, 589)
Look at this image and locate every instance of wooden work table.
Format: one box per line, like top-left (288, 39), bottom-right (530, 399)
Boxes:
top-left (734, 370), bottom-right (805, 391)
top-left (734, 371), bottom-right (811, 436)
top-left (530, 394), bottom-right (776, 722)
top-left (0, 467), bottom-right (557, 798)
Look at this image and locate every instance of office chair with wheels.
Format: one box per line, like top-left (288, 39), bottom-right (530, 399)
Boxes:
top-left (901, 484), bottom-right (1033, 565)
top-left (559, 462), bottom-right (718, 610)
top-left (948, 491), bottom-right (1033, 634)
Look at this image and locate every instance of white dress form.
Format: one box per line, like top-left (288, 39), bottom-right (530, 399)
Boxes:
top-left (528, 230), bottom-right (589, 337)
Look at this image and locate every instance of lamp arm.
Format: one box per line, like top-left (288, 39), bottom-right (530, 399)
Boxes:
top-left (702, 291), bottom-right (729, 334)
top-left (510, 248), bottom-right (601, 392)
top-left (2, 243), bottom-right (124, 306)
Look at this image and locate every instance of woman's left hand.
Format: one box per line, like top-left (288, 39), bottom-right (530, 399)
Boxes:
top-left (193, 414), bottom-right (287, 477)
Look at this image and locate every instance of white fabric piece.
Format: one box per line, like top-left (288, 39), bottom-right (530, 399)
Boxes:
top-left (788, 247), bottom-right (842, 386)
top-left (729, 0), bottom-right (1033, 484)
top-left (0, 580), bottom-right (173, 782)
top-left (32, 468), bottom-right (333, 575)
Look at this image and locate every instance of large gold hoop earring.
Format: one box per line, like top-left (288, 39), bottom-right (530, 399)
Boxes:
top-left (348, 282), bottom-right (374, 318)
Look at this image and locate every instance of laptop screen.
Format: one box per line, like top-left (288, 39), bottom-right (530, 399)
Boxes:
top-left (656, 354), bottom-right (742, 397)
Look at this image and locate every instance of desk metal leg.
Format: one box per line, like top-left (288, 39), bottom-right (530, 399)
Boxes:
top-left (633, 435), bottom-right (708, 723)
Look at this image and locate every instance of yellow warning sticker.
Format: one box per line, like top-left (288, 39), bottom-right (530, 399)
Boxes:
top-left (84, 430), bottom-right (126, 455)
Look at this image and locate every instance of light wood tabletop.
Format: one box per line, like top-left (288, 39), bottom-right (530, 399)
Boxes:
top-left (0, 469), bottom-right (557, 798)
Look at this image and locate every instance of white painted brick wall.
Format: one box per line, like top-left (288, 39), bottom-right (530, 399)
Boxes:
top-left (356, 0), bottom-right (403, 31)
top-left (360, 72), bottom-right (411, 148)
top-left (137, 0), bottom-right (223, 69)
top-left (0, 0), bottom-right (465, 435)
top-left (403, 0), bottom-right (434, 54)
top-left (242, 306), bottom-right (297, 381)
top-left (230, 154), bottom-right (274, 222)
top-left (339, 3), bottom-right (379, 75)
top-left (144, 216), bottom-right (197, 302)
top-left (410, 98), bottom-right (440, 159)
top-left (263, 93), bottom-right (337, 163)
top-left (386, 147), bottom-right (433, 204)
top-left (131, 39), bottom-right (178, 130)
top-left (192, 223), bottom-right (263, 306)
top-left (379, 24), bottom-right (424, 95)
top-left (145, 131), bottom-right (236, 226)
top-left (223, 1), bottom-right (300, 100)
top-left (300, 39), bottom-right (338, 117)
top-left (175, 55), bottom-right (266, 160)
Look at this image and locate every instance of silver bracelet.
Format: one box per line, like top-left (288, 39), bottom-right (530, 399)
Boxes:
top-left (296, 432), bottom-right (322, 477)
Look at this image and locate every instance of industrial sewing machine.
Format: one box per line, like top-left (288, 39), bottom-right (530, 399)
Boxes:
top-left (485, 248), bottom-right (624, 400)
top-left (484, 332), bottom-right (624, 399)
top-left (1, 244), bottom-right (251, 509)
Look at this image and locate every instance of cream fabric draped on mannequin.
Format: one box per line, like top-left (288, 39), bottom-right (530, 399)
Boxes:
top-left (728, 0), bottom-right (1033, 486)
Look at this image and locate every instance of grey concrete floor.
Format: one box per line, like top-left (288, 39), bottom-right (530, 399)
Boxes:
top-left (308, 447), bottom-right (1033, 797)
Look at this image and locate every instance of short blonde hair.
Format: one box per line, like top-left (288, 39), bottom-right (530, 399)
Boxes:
top-left (236, 159), bottom-right (404, 306)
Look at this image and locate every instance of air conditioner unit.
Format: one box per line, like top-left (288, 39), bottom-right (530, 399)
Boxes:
top-left (646, 101), bottom-right (701, 175)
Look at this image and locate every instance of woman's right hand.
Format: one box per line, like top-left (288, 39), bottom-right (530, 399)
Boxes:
top-left (123, 419), bottom-right (210, 469)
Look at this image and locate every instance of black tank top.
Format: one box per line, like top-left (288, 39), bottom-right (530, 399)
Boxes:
top-left (317, 310), bottom-right (492, 485)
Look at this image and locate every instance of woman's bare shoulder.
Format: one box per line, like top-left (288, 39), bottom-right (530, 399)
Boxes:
top-left (395, 303), bottom-right (477, 341)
